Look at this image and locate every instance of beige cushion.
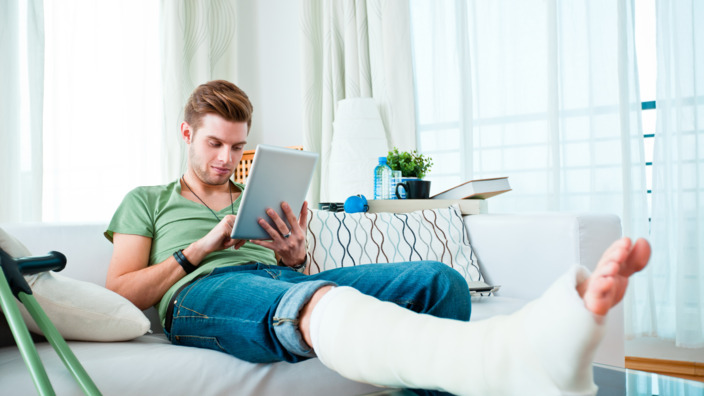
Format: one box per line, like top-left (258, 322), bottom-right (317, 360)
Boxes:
top-left (0, 227), bottom-right (150, 341)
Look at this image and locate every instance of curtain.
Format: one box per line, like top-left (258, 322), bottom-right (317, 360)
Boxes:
top-left (627, 0), bottom-right (704, 348)
top-left (42, 1), bottom-right (162, 222)
top-left (0, 0), bottom-right (44, 222)
top-left (300, 0), bottom-right (417, 204)
top-left (160, 0), bottom-right (239, 181)
top-left (410, 0), bottom-right (649, 237)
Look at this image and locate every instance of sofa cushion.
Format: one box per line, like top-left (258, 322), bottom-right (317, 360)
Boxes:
top-left (469, 295), bottom-right (528, 321)
top-left (0, 334), bottom-right (384, 395)
top-left (306, 205), bottom-right (484, 285)
top-left (0, 227), bottom-right (150, 342)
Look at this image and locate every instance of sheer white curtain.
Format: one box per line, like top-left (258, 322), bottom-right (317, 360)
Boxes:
top-left (160, 0), bottom-right (240, 181)
top-left (627, 0), bottom-right (704, 348)
top-left (410, 0), bottom-right (649, 238)
top-left (43, 1), bottom-right (163, 222)
top-left (0, 0), bottom-right (44, 222)
top-left (300, 0), bottom-right (417, 204)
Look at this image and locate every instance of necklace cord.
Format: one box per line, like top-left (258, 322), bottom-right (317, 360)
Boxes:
top-left (181, 176), bottom-right (235, 221)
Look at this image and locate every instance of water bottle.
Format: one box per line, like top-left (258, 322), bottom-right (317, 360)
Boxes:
top-left (373, 157), bottom-right (392, 200)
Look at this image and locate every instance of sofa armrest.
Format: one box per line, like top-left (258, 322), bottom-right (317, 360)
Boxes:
top-left (1, 222), bottom-right (167, 333)
top-left (463, 213), bottom-right (621, 300)
top-left (2, 222), bottom-right (112, 286)
top-left (464, 212), bottom-right (626, 367)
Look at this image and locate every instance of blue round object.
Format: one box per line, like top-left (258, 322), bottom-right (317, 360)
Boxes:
top-left (344, 194), bottom-right (369, 213)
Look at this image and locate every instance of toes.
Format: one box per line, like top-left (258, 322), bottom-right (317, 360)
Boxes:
top-left (594, 258), bottom-right (619, 279)
top-left (585, 275), bottom-right (615, 316)
top-left (605, 237), bottom-right (631, 260)
top-left (583, 237), bottom-right (651, 317)
top-left (622, 238), bottom-right (651, 276)
top-left (597, 237), bottom-right (631, 271)
top-left (596, 275), bottom-right (615, 298)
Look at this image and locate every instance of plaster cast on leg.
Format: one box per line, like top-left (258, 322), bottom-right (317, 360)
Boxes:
top-left (310, 266), bottom-right (604, 396)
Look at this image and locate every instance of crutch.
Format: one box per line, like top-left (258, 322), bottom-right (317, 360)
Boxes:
top-left (0, 247), bottom-right (101, 396)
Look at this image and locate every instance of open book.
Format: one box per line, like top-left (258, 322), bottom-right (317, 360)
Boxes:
top-left (467, 280), bottom-right (501, 295)
top-left (431, 177), bottom-right (511, 200)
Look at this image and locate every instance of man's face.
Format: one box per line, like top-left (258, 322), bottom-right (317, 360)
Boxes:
top-left (184, 113), bottom-right (248, 186)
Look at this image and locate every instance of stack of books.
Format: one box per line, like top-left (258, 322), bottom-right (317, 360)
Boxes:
top-left (367, 177), bottom-right (511, 215)
top-left (430, 177), bottom-right (511, 200)
top-left (367, 198), bottom-right (489, 215)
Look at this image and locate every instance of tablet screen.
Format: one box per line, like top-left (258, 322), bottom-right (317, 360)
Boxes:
top-left (230, 145), bottom-right (319, 240)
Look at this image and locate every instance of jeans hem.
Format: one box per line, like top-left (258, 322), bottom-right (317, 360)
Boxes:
top-left (273, 280), bottom-right (337, 357)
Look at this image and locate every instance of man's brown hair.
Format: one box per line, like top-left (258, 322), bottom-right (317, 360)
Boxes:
top-left (184, 80), bottom-right (253, 132)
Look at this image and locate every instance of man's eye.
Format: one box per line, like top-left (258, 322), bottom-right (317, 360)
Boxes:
top-left (210, 142), bottom-right (221, 147)
top-left (233, 146), bottom-right (244, 151)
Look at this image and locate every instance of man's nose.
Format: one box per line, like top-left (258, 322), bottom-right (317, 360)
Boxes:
top-left (218, 147), bottom-right (233, 163)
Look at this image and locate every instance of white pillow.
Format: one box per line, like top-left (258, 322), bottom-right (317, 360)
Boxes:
top-left (0, 227), bottom-right (150, 341)
top-left (306, 204), bottom-right (485, 286)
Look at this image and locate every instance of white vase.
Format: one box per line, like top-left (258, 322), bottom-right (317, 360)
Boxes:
top-left (328, 98), bottom-right (388, 201)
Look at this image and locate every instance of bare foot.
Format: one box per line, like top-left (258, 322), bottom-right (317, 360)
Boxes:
top-left (577, 237), bottom-right (651, 316)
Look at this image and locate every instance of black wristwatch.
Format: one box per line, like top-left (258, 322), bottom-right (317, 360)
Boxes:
top-left (173, 249), bottom-right (198, 274)
top-left (279, 255), bottom-right (308, 272)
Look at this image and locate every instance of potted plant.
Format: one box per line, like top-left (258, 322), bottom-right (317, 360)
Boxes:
top-left (386, 147), bottom-right (433, 198)
top-left (386, 147), bottom-right (433, 179)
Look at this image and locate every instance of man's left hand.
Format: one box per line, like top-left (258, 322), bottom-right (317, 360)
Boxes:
top-left (250, 201), bottom-right (308, 267)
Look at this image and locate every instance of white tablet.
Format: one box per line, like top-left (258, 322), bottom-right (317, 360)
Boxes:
top-left (230, 145), bottom-right (319, 240)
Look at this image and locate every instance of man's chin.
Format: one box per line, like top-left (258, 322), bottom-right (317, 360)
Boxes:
top-left (204, 174), bottom-right (233, 186)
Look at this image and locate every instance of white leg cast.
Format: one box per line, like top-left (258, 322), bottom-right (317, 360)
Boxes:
top-left (309, 266), bottom-right (605, 396)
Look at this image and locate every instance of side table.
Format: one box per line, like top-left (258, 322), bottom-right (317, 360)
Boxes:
top-left (367, 199), bottom-right (487, 215)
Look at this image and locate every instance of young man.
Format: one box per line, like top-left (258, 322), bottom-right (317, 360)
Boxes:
top-left (105, 80), bottom-right (651, 395)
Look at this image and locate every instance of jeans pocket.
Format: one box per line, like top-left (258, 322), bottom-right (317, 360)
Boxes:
top-left (263, 268), bottom-right (282, 279)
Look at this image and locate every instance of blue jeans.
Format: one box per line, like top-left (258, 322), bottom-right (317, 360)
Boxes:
top-left (165, 261), bottom-right (470, 364)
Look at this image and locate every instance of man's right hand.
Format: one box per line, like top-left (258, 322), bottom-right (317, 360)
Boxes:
top-left (106, 215), bottom-right (245, 310)
top-left (194, 214), bottom-right (244, 254)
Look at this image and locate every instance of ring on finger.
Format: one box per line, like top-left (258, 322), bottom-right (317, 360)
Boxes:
top-left (283, 232), bottom-right (291, 238)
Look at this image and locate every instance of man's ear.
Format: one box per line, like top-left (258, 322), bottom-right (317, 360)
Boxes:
top-left (181, 122), bottom-right (193, 144)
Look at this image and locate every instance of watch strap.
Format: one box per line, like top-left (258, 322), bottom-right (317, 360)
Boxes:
top-left (174, 249), bottom-right (198, 274)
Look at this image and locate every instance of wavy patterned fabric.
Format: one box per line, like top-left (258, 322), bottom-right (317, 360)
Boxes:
top-left (306, 205), bottom-right (482, 285)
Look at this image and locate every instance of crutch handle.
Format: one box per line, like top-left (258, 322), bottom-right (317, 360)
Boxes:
top-left (15, 252), bottom-right (67, 275)
top-left (0, 248), bottom-right (67, 298)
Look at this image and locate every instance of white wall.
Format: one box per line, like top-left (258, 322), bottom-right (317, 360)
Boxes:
top-left (235, 0), bottom-right (303, 150)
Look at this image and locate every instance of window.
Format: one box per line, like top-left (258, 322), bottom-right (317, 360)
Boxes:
top-left (635, 0), bottom-right (657, 217)
top-left (410, 1), bottom-right (466, 195)
top-left (410, 0), bottom-right (656, 211)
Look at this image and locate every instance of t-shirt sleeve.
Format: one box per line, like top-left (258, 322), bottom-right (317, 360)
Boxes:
top-left (104, 187), bottom-right (155, 243)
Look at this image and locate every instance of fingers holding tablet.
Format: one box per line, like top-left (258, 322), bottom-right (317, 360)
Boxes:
top-left (258, 202), bottom-right (303, 243)
top-left (297, 201), bottom-right (309, 232)
top-left (252, 205), bottom-right (307, 266)
top-left (265, 206), bottom-right (292, 238)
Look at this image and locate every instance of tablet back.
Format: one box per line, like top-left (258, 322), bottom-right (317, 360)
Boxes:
top-left (231, 145), bottom-right (319, 240)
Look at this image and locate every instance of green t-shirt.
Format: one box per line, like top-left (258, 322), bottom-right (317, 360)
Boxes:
top-left (105, 180), bottom-right (276, 326)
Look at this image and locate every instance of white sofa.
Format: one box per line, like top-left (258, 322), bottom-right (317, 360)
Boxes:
top-left (0, 212), bottom-right (623, 395)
